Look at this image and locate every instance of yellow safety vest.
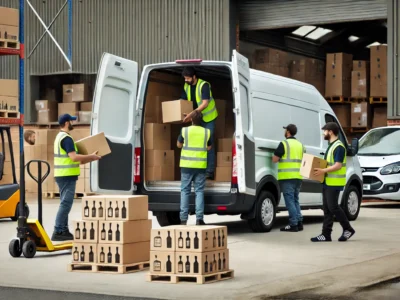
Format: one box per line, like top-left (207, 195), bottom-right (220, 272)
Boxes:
top-left (54, 132), bottom-right (80, 177)
top-left (180, 126), bottom-right (210, 169)
top-left (184, 78), bottom-right (218, 122)
top-left (278, 139), bottom-right (304, 180)
top-left (325, 139), bottom-right (347, 187)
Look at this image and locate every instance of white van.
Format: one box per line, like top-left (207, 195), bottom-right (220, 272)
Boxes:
top-left (89, 50), bottom-right (363, 232)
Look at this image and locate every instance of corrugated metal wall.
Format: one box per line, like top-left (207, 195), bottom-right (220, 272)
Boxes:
top-left (388, 0), bottom-right (399, 119)
top-left (240, 0), bottom-right (388, 30)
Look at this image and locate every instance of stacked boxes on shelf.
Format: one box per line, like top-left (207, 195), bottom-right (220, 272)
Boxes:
top-left (60, 84), bottom-right (91, 123)
top-left (351, 61), bottom-right (370, 98)
top-left (325, 53), bottom-right (353, 98)
top-left (0, 6), bottom-right (19, 42)
top-left (70, 195), bottom-right (151, 273)
top-left (0, 79), bottom-right (19, 116)
top-left (148, 225), bottom-right (233, 284)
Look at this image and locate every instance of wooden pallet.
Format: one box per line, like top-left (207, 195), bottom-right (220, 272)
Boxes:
top-left (96, 261), bottom-right (150, 274)
top-left (325, 96), bottom-right (350, 103)
top-left (146, 269), bottom-right (234, 284)
top-left (68, 262), bottom-right (97, 273)
top-left (369, 97), bottom-right (387, 104)
top-left (0, 39), bottom-right (20, 50)
top-left (349, 97), bottom-right (368, 103)
top-left (43, 192), bottom-right (95, 199)
top-left (0, 110), bottom-right (19, 119)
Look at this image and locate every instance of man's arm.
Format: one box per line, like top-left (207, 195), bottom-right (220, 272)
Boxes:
top-left (177, 131), bottom-right (184, 149)
top-left (61, 137), bottom-right (100, 164)
top-left (272, 142), bottom-right (285, 164)
top-left (314, 145), bottom-right (345, 175)
top-left (195, 83), bottom-right (210, 112)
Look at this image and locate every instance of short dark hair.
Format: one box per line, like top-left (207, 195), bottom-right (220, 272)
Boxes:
top-left (322, 122), bottom-right (339, 135)
top-left (182, 67), bottom-right (196, 77)
top-left (284, 124), bottom-right (297, 136)
top-left (191, 110), bottom-right (202, 126)
top-left (24, 130), bottom-right (35, 145)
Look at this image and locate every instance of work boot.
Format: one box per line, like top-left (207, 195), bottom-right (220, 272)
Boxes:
top-left (298, 222), bottom-right (304, 231)
top-left (51, 231), bottom-right (73, 242)
top-left (196, 219), bottom-right (206, 226)
top-left (310, 234), bottom-right (332, 242)
top-left (338, 228), bottom-right (355, 242)
top-left (280, 225), bottom-right (298, 232)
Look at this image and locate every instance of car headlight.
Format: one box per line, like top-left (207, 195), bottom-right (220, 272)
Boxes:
top-left (380, 162), bottom-right (400, 175)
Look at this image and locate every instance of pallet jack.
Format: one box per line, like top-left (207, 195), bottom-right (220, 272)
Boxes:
top-left (9, 158), bottom-right (73, 258)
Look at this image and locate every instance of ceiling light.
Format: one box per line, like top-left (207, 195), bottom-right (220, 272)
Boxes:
top-left (292, 26), bottom-right (316, 37)
top-left (348, 35), bottom-right (359, 42)
top-left (306, 27), bottom-right (332, 40)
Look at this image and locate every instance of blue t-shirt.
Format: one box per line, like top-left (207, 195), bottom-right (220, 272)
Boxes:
top-left (324, 140), bottom-right (345, 191)
top-left (180, 81), bottom-right (211, 110)
top-left (56, 136), bottom-right (78, 181)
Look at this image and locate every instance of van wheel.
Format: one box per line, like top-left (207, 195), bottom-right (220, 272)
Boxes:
top-left (248, 191), bottom-right (276, 232)
top-left (342, 185), bottom-right (361, 221)
top-left (156, 211), bottom-right (181, 227)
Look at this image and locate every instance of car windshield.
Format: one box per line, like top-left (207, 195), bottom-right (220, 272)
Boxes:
top-left (358, 128), bottom-right (400, 156)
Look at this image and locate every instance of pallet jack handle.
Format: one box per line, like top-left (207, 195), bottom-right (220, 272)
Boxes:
top-left (26, 160), bottom-right (50, 226)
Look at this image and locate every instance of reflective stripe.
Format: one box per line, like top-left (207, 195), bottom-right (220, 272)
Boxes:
top-left (182, 127), bottom-right (208, 151)
top-left (280, 159), bottom-right (302, 163)
top-left (328, 163), bottom-right (347, 167)
top-left (283, 140), bottom-right (290, 158)
top-left (54, 153), bottom-right (69, 158)
top-left (326, 174), bottom-right (346, 178)
top-left (202, 105), bottom-right (216, 116)
top-left (278, 139), bottom-right (304, 180)
top-left (204, 128), bottom-right (208, 149)
top-left (278, 168), bottom-right (300, 173)
top-left (180, 156), bottom-right (207, 162)
top-left (54, 164), bottom-right (80, 169)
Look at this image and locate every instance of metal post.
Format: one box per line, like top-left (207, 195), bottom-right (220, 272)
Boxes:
top-left (68, 0), bottom-right (72, 65)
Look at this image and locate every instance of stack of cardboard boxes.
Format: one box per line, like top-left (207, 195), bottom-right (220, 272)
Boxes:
top-left (351, 61), bottom-right (370, 98)
top-left (215, 138), bottom-right (233, 182)
top-left (148, 225), bottom-right (232, 283)
top-left (325, 53), bottom-right (353, 98)
top-left (0, 6), bottom-right (19, 42)
top-left (0, 79), bottom-right (19, 113)
top-left (253, 48), bottom-right (290, 77)
top-left (60, 84), bottom-right (91, 123)
top-left (70, 195), bottom-right (151, 273)
top-left (290, 58), bottom-right (325, 95)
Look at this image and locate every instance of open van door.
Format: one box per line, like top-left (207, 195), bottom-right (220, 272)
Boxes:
top-left (90, 53), bottom-right (139, 195)
top-left (232, 50), bottom-right (256, 195)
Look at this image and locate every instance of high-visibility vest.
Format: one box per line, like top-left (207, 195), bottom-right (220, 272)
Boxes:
top-left (54, 132), bottom-right (80, 177)
top-left (184, 78), bottom-right (218, 122)
top-left (278, 139), bottom-right (304, 180)
top-left (180, 125), bottom-right (210, 169)
top-left (325, 139), bottom-right (347, 187)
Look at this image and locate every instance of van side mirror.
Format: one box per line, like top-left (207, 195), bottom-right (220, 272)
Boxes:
top-left (348, 138), bottom-right (359, 156)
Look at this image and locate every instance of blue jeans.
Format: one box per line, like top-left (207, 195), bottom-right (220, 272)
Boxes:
top-left (201, 119), bottom-right (215, 174)
top-left (280, 179), bottom-right (303, 226)
top-left (54, 177), bottom-right (77, 233)
top-left (180, 171), bottom-right (206, 221)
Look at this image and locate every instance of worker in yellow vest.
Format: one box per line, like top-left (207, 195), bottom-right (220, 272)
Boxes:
top-left (177, 111), bottom-right (212, 225)
top-left (181, 67), bottom-right (218, 180)
top-left (312, 122), bottom-right (355, 242)
top-left (51, 114), bottom-right (101, 241)
top-left (273, 124), bottom-right (305, 232)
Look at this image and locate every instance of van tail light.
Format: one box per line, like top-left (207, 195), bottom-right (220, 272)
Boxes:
top-left (134, 147), bottom-right (141, 183)
top-left (232, 137), bottom-right (238, 185)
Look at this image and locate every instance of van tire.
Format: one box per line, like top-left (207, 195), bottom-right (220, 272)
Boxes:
top-left (248, 191), bottom-right (276, 232)
top-left (341, 185), bottom-right (361, 221)
top-left (156, 211), bottom-right (181, 227)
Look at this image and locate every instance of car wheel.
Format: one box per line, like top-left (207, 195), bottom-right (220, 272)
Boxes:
top-left (342, 185), bottom-right (361, 221)
top-left (156, 211), bottom-right (181, 227)
top-left (248, 191), bottom-right (276, 232)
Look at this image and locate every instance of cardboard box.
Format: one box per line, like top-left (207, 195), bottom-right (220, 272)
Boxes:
top-left (97, 242), bottom-right (150, 265)
top-left (151, 226), bottom-right (182, 251)
top-left (150, 251), bottom-right (176, 274)
top-left (104, 195), bottom-right (148, 221)
top-left (175, 249), bottom-right (229, 275)
top-left (0, 24), bottom-right (18, 41)
top-left (0, 79), bottom-right (18, 97)
top-left (325, 53), bottom-right (353, 97)
top-left (300, 153), bottom-right (328, 183)
top-left (254, 48), bottom-right (289, 67)
top-left (351, 71), bottom-right (369, 98)
top-left (75, 132), bottom-right (111, 157)
top-left (0, 7), bottom-right (19, 26)
top-left (351, 102), bottom-right (370, 128)
top-left (146, 166), bottom-right (174, 181)
top-left (72, 243), bottom-right (97, 263)
top-left (78, 111), bottom-right (91, 123)
top-left (215, 100), bottom-right (227, 139)
top-left (73, 220), bottom-right (99, 243)
top-left (0, 95), bottom-right (18, 111)
top-left (58, 103), bottom-right (79, 117)
top-left (145, 123), bottom-right (171, 150)
top-left (82, 196), bottom-right (106, 220)
top-left (145, 150), bottom-right (174, 167)
top-left (98, 219), bottom-right (151, 244)
top-left (217, 152), bottom-right (232, 167)
top-left (217, 138), bottom-right (232, 152)
top-left (175, 225), bottom-right (227, 252)
top-left (63, 84), bottom-right (89, 103)
top-left (145, 95), bottom-right (172, 123)
top-left (80, 102), bottom-right (93, 111)
top-left (215, 167), bottom-right (232, 182)
top-left (331, 104), bottom-right (351, 128)
top-left (370, 45), bottom-right (387, 97)
top-left (372, 106), bottom-right (387, 128)
top-left (35, 100), bottom-right (57, 111)
top-left (353, 61), bottom-right (370, 72)
top-left (34, 129), bottom-right (59, 145)
top-left (162, 100), bottom-right (193, 123)
top-left (37, 110), bottom-right (58, 123)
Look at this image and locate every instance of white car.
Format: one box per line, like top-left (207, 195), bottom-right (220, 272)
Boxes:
top-left (358, 126), bottom-right (400, 201)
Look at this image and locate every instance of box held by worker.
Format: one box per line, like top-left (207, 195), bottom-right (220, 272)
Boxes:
top-left (75, 132), bottom-right (111, 157)
top-left (300, 154), bottom-right (328, 183)
top-left (162, 100), bottom-right (193, 124)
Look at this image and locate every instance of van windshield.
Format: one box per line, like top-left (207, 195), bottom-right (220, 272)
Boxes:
top-left (358, 128), bottom-right (400, 156)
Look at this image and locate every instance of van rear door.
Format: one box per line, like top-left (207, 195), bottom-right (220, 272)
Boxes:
top-left (232, 50), bottom-right (256, 195)
top-left (90, 53), bottom-right (139, 194)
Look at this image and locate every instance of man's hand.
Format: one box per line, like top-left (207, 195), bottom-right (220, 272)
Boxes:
top-left (313, 168), bottom-right (326, 177)
top-left (183, 112), bottom-right (193, 123)
top-left (89, 151), bottom-right (101, 161)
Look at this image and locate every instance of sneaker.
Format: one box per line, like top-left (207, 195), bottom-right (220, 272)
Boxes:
top-left (338, 228), bottom-right (355, 242)
top-left (280, 225), bottom-right (298, 232)
top-left (51, 231), bottom-right (73, 242)
top-left (180, 221), bottom-right (187, 225)
top-left (311, 234), bottom-right (332, 242)
top-left (298, 222), bottom-right (304, 231)
top-left (206, 173), bottom-right (214, 180)
top-left (196, 219), bottom-right (206, 226)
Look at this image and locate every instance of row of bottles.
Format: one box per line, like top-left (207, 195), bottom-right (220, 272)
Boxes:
top-left (73, 246), bottom-right (122, 264)
top-left (99, 247), bottom-right (121, 264)
top-left (75, 223), bottom-right (96, 241)
top-left (153, 231), bottom-right (172, 248)
top-left (83, 200), bottom-right (127, 219)
top-left (73, 246), bottom-right (95, 263)
top-left (100, 223), bottom-right (121, 241)
top-left (176, 230), bottom-right (225, 249)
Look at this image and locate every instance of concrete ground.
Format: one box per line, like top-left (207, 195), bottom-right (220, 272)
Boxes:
top-left (0, 197), bottom-right (399, 300)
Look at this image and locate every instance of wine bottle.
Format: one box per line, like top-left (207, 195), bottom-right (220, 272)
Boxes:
top-left (185, 256), bottom-right (190, 273)
top-left (210, 256), bottom-right (213, 272)
top-left (166, 231), bottom-right (172, 248)
top-left (90, 222), bottom-right (95, 240)
top-left (121, 201), bottom-right (127, 219)
top-left (213, 230), bottom-right (216, 248)
top-left (205, 232), bottom-right (209, 250)
top-left (185, 232), bottom-right (191, 249)
top-left (100, 247), bottom-right (105, 263)
top-left (108, 201), bottom-right (113, 218)
top-left (84, 201), bottom-right (89, 217)
top-left (223, 253), bottom-right (226, 269)
top-left (178, 256), bottom-right (183, 273)
top-left (194, 232), bottom-right (199, 249)
top-left (116, 224), bottom-right (120, 242)
top-left (115, 247), bottom-right (120, 264)
top-left (89, 246), bottom-right (94, 262)
top-left (218, 253), bottom-right (222, 270)
top-left (99, 202), bottom-right (104, 218)
top-left (222, 230), bottom-right (225, 247)
top-left (115, 202), bottom-right (119, 218)
top-left (204, 255), bottom-right (209, 273)
top-left (82, 223), bottom-right (87, 240)
top-left (194, 256), bottom-right (199, 273)
top-left (153, 255), bottom-right (161, 272)
top-left (107, 247), bottom-right (112, 263)
top-left (80, 246), bottom-right (85, 262)
top-left (92, 201), bottom-right (96, 218)
top-left (154, 231), bottom-right (162, 247)
top-left (178, 232), bottom-right (183, 248)
top-left (213, 254), bottom-right (217, 271)
top-left (218, 230), bottom-right (221, 247)
top-left (73, 247), bottom-right (79, 261)
top-left (108, 223), bottom-right (113, 241)
top-left (101, 223), bottom-right (106, 240)
top-left (75, 223), bottom-right (80, 239)
top-left (166, 255), bottom-right (172, 273)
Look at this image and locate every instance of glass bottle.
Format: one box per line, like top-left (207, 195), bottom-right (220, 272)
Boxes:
top-left (205, 232), bottom-right (209, 250)
top-left (194, 232), bottom-right (199, 249)
top-left (98, 202), bottom-right (104, 218)
top-left (73, 247), bottom-right (79, 261)
top-left (166, 231), bottom-right (172, 248)
top-left (121, 201), bottom-right (127, 219)
top-left (90, 222), bottom-right (95, 240)
top-left (115, 247), bottom-right (120, 264)
top-left (84, 201), bottom-right (89, 217)
top-left (178, 256), bottom-right (183, 273)
top-left (166, 255), bottom-right (172, 273)
top-left (89, 246), bottom-right (94, 262)
top-left (108, 223), bottom-right (113, 241)
top-left (178, 232), bottom-right (183, 248)
top-left (154, 231), bottom-right (162, 247)
top-left (75, 223), bottom-right (80, 239)
top-left (91, 201), bottom-right (96, 218)
top-left (80, 246), bottom-right (85, 262)
top-left (101, 223), bottom-right (106, 240)
top-left (108, 201), bottom-right (113, 218)
top-left (185, 256), bottom-right (190, 273)
top-left (193, 256), bottom-right (199, 273)
top-left (213, 230), bottom-right (216, 248)
top-left (115, 202), bottom-right (119, 218)
top-left (185, 232), bottom-right (191, 249)
top-left (100, 247), bottom-right (105, 263)
top-left (204, 255), bottom-right (209, 273)
top-left (218, 253), bottom-right (222, 270)
top-left (218, 230), bottom-right (221, 247)
top-left (213, 254), bottom-right (217, 271)
top-left (107, 247), bottom-right (112, 263)
top-left (116, 224), bottom-right (120, 242)
top-left (82, 223), bottom-right (87, 240)
top-left (222, 230), bottom-right (225, 247)
top-left (223, 253), bottom-right (226, 270)
top-left (153, 255), bottom-right (161, 272)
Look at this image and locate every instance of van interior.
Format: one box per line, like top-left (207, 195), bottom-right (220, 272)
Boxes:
top-left (142, 65), bottom-right (235, 193)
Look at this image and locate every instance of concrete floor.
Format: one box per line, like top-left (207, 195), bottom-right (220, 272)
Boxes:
top-left (0, 197), bottom-right (400, 300)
